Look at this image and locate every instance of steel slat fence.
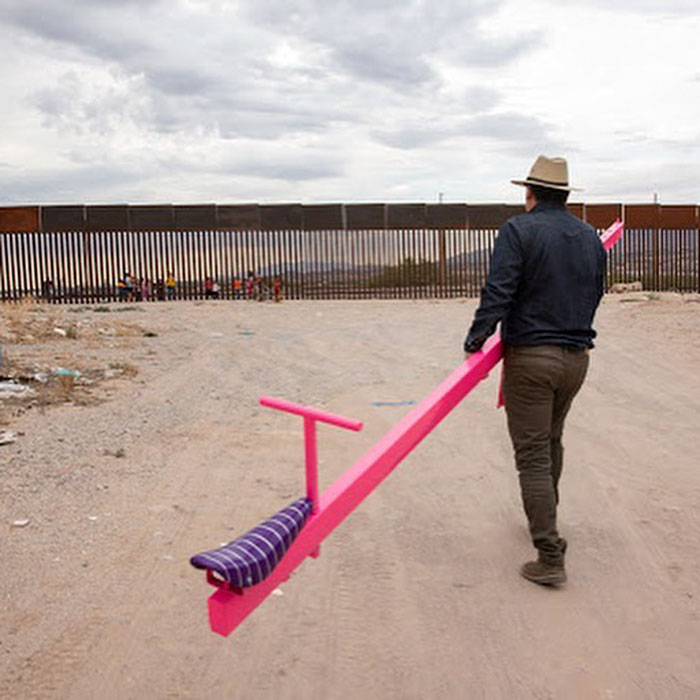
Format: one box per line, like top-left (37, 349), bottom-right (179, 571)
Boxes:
top-left (0, 203), bottom-right (698, 303)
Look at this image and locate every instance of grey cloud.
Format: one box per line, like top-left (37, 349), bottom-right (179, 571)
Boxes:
top-left (462, 86), bottom-right (501, 113)
top-left (453, 33), bottom-right (542, 68)
top-left (238, 159), bottom-right (342, 182)
top-left (0, 2), bottom-right (147, 63)
top-left (204, 143), bottom-right (346, 183)
top-left (373, 123), bottom-right (465, 150)
top-left (464, 112), bottom-right (550, 141)
top-left (6, 0), bottom-right (530, 148)
top-left (545, 0), bottom-right (698, 13)
top-left (590, 161), bottom-right (700, 200)
top-left (0, 163), bottom-right (141, 203)
top-left (372, 106), bottom-right (561, 153)
top-left (369, 85), bottom-right (501, 150)
top-left (333, 42), bottom-right (435, 89)
top-left (29, 71), bottom-right (148, 136)
top-left (612, 128), bottom-right (700, 152)
top-left (0, 0), bottom-right (599, 203)
top-left (7, 1), bottom-right (357, 141)
top-left (0, 144), bottom-right (342, 205)
top-left (1, 2), bottom-right (243, 96)
top-left (463, 112), bottom-right (568, 157)
top-left (147, 67), bottom-right (223, 97)
top-left (242, 0), bottom-right (533, 91)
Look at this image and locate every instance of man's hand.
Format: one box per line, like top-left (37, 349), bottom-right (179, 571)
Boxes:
top-left (464, 351), bottom-right (474, 361)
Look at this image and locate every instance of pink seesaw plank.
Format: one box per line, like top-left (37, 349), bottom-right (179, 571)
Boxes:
top-left (208, 335), bottom-right (502, 636)
top-left (205, 219), bottom-right (624, 636)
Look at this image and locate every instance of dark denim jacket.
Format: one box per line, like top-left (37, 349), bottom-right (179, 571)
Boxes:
top-left (464, 201), bottom-right (607, 351)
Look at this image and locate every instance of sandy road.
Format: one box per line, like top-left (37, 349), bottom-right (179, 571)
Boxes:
top-left (2, 295), bottom-right (700, 699)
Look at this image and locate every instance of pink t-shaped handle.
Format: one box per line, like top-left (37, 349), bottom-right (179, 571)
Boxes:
top-left (259, 396), bottom-right (363, 515)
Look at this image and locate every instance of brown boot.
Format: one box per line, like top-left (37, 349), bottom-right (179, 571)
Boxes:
top-left (520, 560), bottom-right (567, 586)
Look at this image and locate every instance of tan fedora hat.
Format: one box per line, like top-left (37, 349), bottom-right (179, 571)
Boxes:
top-left (511, 155), bottom-right (581, 192)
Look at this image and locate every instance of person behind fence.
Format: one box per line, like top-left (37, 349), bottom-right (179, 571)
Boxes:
top-left (245, 270), bottom-right (255, 299)
top-left (463, 155), bottom-right (607, 587)
top-left (166, 271), bottom-right (176, 300)
top-left (123, 271), bottom-right (134, 301)
top-left (273, 275), bottom-right (283, 303)
top-left (255, 276), bottom-right (267, 301)
top-left (204, 276), bottom-right (220, 299)
top-left (42, 279), bottom-right (55, 303)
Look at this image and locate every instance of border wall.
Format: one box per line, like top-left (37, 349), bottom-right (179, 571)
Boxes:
top-left (0, 203), bottom-right (698, 302)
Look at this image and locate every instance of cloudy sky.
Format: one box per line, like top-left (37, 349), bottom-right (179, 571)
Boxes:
top-left (1, 0), bottom-right (698, 206)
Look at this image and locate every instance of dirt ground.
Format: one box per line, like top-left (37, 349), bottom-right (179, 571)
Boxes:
top-left (1, 293), bottom-right (700, 700)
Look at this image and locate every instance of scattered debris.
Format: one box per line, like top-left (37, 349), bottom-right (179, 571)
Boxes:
top-left (0, 382), bottom-right (36, 400)
top-left (371, 400), bottom-right (417, 407)
top-left (610, 281), bottom-right (643, 293)
top-left (113, 305), bottom-right (144, 313)
top-left (103, 447), bottom-right (127, 459)
top-left (53, 367), bottom-right (80, 393)
top-left (104, 362), bottom-right (138, 380)
top-left (0, 431), bottom-right (18, 445)
top-left (53, 367), bottom-right (81, 379)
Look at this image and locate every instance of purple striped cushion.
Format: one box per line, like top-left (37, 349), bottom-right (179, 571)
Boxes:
top-left (190, 498), bottom-right (312, 588)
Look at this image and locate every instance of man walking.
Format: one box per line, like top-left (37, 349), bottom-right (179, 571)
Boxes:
top-left (463, 155), bottom-right (607, 586)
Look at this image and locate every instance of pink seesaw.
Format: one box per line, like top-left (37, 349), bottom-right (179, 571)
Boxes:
top-left (191, 219), bottom-right (623, 637)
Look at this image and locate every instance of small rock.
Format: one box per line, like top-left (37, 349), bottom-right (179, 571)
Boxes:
top-left (53, 327), bottom-right (68, 337)
top-left (12, 519), bottom-right (30, 528)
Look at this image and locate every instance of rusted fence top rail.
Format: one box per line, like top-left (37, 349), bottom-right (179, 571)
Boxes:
top-left (0, 203), bottom-right (698, 233)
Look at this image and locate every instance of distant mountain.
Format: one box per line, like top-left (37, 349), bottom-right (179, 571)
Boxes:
top-left (257, 260), bottom-right (383, 277)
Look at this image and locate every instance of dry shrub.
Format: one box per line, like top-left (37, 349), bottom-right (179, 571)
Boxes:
top-left (1, 298), bottom-right (67, 343)
top-left (1, 300), bottom-right (145, 344)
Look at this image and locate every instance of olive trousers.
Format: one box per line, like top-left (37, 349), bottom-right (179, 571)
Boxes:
top-left (503, 344), bottom-right (590, 566)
